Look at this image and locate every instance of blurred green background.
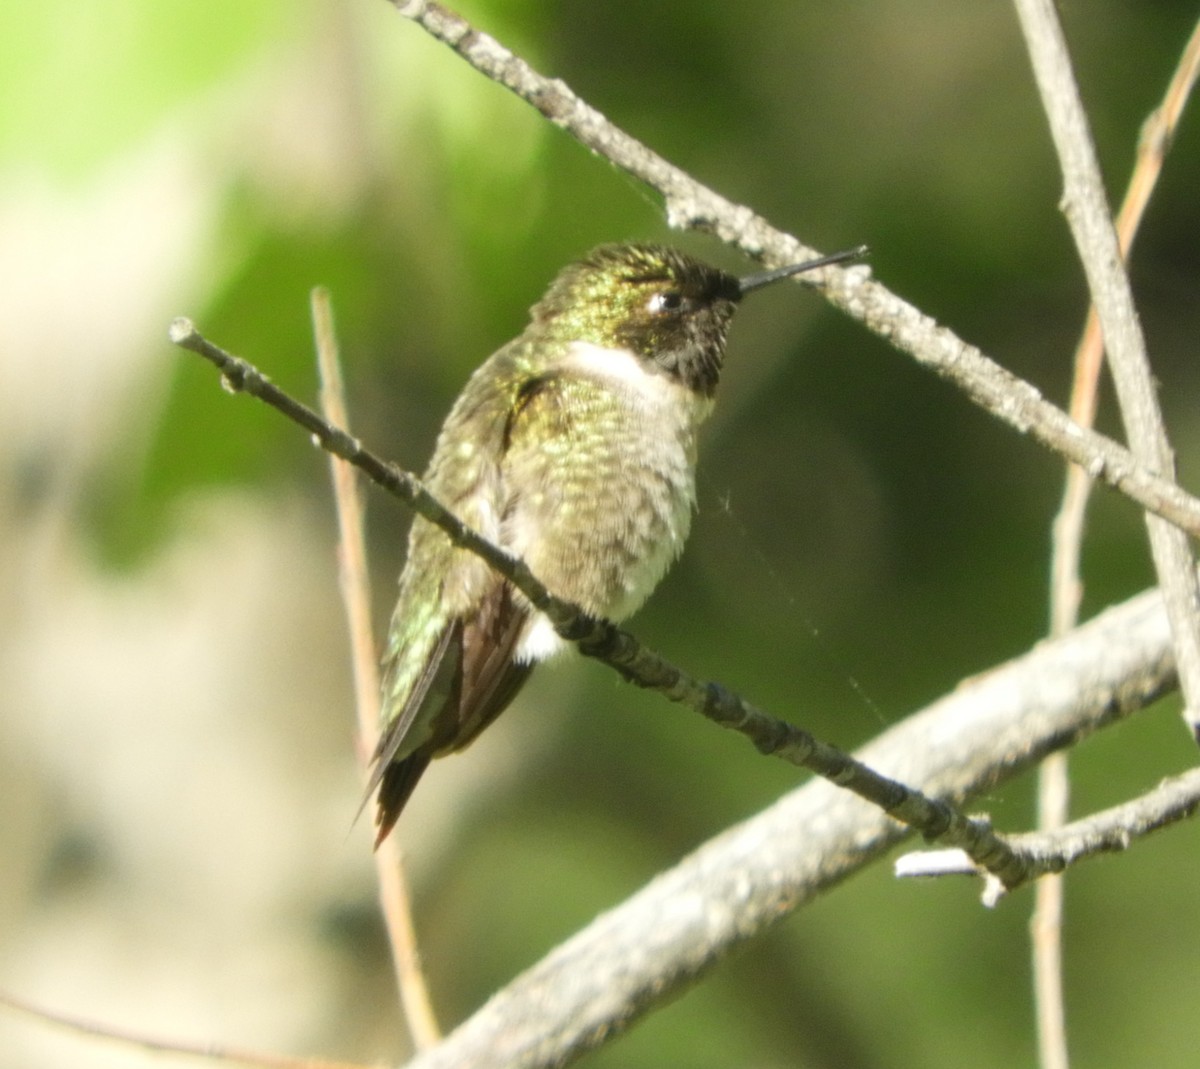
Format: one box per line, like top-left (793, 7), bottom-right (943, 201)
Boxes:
top-left (3, 2), bottom-right (1199, 1067)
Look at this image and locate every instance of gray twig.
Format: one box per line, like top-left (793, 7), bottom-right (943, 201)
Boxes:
top-left (896, 767), bottom-right (1200, 906)
top-left (167, 317), bottom-right (1029, 882)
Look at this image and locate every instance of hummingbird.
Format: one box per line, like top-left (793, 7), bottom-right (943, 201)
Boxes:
top-left (367, 241), bottom-right (864, 844)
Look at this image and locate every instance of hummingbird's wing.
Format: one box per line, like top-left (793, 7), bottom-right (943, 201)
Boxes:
top-left (455, 583), bottom-right (536, 748)
top-left (368, 350), bottom-right (546, 841)
top-left (368, 619), bottom-right (460, 839)
top-left (369, 579), bottom-right (534, 844)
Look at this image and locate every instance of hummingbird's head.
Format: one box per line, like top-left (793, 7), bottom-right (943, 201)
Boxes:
top-left (530, 243), bottom-right (866, 397)
top-left (531, 244), bottom-right (742, 397)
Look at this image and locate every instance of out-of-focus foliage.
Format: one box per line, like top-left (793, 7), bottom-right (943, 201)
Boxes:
top-left (2, 2), bottom-right (1199, 1068)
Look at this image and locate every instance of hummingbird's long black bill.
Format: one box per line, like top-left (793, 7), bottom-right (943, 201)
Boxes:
top-left (738, 244), bottom-right (869, 296)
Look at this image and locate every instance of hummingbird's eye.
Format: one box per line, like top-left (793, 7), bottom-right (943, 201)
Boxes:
top-left (647, 290), bottom-right (686, 316)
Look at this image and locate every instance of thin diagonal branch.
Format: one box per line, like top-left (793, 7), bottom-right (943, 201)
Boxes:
top-left (1015, 0), bottom-right (1200, 737)
top-left (0, 988), bottom-right (361, 1069)
top-left (168, 317), bottom-right (1031, 885)
top-left (399, 584), bottom-right (1176, 1069)
top-left (386, 0), bottom-right (1200, 542)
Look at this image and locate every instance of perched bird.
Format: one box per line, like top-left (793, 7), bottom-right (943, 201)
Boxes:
top-left (366, 241), bottom-right (862, 843)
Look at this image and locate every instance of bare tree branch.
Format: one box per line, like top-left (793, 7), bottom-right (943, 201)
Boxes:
top-left (896, 767), bottom-right (1200, 906)
top-left (1015, 0), bottom-right (1200, 739)
top-left (394, 586), bottom-right (1175, 1069)
top-left (1038, 18), bottom-right (1200, 1069)
top-left (311, 289), bottom-right (441, 1050)
top-left (0, 988), bottom-right (361, 1069)
top-left (386, 0), bottom-right (1200, 542)
top-left (1031, 749), bottom-right (1070, 1069)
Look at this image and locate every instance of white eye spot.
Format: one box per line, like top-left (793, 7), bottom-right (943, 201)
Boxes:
top-left (647, 290), bottom-right (685, 315)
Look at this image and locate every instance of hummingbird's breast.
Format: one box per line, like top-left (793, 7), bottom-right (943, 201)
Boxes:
top-left (503, 341), bottom-right (713, 659)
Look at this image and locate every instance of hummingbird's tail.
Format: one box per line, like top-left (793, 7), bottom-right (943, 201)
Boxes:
top-left (372, 749), bottom-right (433, 848)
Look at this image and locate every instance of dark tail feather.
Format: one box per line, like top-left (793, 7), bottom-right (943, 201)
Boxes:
top-left (373, 749), bottom-right (433, 848)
